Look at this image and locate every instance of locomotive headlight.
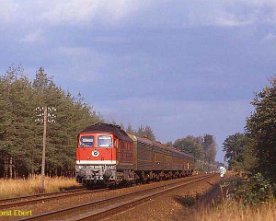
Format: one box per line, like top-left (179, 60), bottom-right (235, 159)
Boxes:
top-left (92, 150), bottom-right (100, 157)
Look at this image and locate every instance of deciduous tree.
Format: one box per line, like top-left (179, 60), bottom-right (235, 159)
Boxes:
top-left (246, 77), bottom-right (276, 182)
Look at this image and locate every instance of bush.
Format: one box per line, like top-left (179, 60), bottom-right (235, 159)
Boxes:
top-left (180, 195), bottom-right (197, 207)
top-left (231, 173), bottom-right (274, 205)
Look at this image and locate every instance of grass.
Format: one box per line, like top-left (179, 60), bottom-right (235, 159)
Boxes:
top-left (0, 175), bottom-right (80, 199)
top-left (194, 200), bottom-right (276, 221)
top-left (180, 176), bottom-right (276, 221)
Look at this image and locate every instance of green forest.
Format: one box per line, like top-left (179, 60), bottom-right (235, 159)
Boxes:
top-left (0, 66), bottom-right (102, 178)
top-left (5, 66), bottom-right (274, 182)
top-left (2, 66), bottom-right (209, 178)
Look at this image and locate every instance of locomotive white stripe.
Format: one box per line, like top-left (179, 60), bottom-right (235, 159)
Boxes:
top-left (76, 160), bottom-right (117, 165)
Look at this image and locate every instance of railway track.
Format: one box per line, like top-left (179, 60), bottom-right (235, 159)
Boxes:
top-left (17, 174), bottom-right (215, 221)
top-left (0, 187), bottom-right (108, 209)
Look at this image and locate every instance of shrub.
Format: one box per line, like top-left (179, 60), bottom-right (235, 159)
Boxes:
top-left (231, 173), bottom-right (274, 205)
top-left (181, 195), bottom-right (197, 207)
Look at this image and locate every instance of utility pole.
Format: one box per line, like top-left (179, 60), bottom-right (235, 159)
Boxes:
top-left (41, 106), bottom-right (47, 192)
top-left (35, 106), bottom-right (56, 193)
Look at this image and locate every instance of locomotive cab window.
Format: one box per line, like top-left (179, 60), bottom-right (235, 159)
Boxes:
top-left (98, 135), bottom-right (112, 147)
top-left (80, 136), bottom-right (94, 147)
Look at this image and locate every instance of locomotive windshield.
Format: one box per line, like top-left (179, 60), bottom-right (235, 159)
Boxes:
top-left (98, 135), bottom-right (112, 147)
top-left (80, 136), bottom-right (94, 147)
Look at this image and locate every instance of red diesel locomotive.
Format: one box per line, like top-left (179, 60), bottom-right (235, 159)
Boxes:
top-left (75, 123), bottom-right (194, 185)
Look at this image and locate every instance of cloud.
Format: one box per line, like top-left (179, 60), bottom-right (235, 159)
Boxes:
top-left (95, 97), bottom-right (251, 162)
top-left (0, 0), bottom-right (143, 25)
top-left (2, 0), bottom-right (276, 28)
top-left (39, 0), bottom-right (147, 26)
top-left (0, 0), bottom-right (18, 23)
top-left (98, 98), bottom-right (251, 130)
top-left (166, 0), bottom-right (276, 27)
top-left (0, 1), bottom-right (273, 164)
top-left (263, 32), bottom-right (276, 41)
top-left (97, 97), bottom-right (251, 141)
top-left (51, 46), bottom-right (118, 84)
top-left (20, 30), bottom-right (44, 43)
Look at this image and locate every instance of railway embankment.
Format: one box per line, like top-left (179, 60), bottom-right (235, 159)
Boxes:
top-left (176, 173), bottom-right (276, 221)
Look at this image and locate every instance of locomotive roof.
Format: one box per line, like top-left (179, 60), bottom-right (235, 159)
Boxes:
top-left (81, 123), bottom-right (133, 142)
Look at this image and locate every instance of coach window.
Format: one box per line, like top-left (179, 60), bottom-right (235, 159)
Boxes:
top-left (98, 135), bottom-right (112, 147)
top-left (80, 136), bottom-right (94, 147)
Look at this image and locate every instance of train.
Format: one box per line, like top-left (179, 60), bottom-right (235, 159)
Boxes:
top-left (75, 123), bottom-right (195, 186)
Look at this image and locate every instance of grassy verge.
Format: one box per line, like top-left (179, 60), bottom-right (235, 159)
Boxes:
top-left (194, 200), bottom-right (276, 221)
top-left (0, 176), bottom-right (80, 199)
top-left (185, 174), bottom-right (276, 221)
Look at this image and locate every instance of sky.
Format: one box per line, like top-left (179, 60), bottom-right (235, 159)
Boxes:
top-left (1, 0), bottom-right (276, 162)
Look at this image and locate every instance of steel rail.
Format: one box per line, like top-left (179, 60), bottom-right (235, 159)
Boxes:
top-left (0, 188), bottom-right (86, 203)
top-left (0, 188), bottom-right (108, 209)
top-left (75, 175), bottom-right (215, 221)
top-left (17, 174), bottom-right (215, 221)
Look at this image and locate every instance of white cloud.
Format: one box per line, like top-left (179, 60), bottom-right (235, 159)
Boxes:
top-left (174, 0), bottom-right (276, 27)
top-left (20, 30), bottom-right (44, 43)
top-left (0, 0), bottom-right (142, 26)
top-left (0, 0), bottom-right (18, 23)
top-left (40, 0), bottom-right (98, 24)
top-left (38, 0), bottom-right (147, 26)
top-left (2, 0), bottom-right (276, 28)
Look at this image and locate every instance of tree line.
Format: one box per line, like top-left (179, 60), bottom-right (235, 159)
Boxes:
top-left (0, 66), bottom-right (217, 178)
top-left (0, 66), bottom-right (101, 178)
top-left (172, 134), bottom-right (217, 172)
top-left (223, 77), bottom-right (276, 183)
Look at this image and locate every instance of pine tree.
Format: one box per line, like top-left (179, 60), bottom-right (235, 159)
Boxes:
top-left (0, 66), bottom-right (36, 177)
top-left (136, 125), bottom-right (156, 141)
top-left (0, 66), bottom-right (103, 177)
